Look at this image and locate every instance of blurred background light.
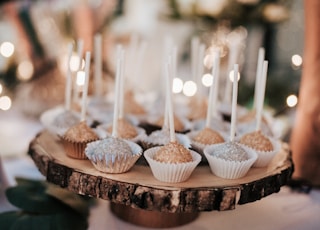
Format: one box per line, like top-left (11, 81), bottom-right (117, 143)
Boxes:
top-left (291, 54), bottom-right (303, 67)
top-left (286, 94), bottom-right (298, 108)
top-left (202, 73), bottom-right (213, 87)
top-left (0, 41), bottom-right (14, 58)
top-left (183, 80), bottom-right (197, 97)
top-left (76, 71), bottom-right (85, 86)
top-left (172, 77), bottom-right (183, 93)
top-left (229, 70), bottom-right (241, 82)
top-left (0, 95), bottom-right (12, 110)
top-left (17, 60), bottom-right (34, 81)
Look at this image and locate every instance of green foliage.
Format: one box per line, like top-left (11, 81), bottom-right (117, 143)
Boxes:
top-left (0, 178), bottom-right (93, 230)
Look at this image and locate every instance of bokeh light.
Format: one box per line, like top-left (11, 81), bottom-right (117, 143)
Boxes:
top-left (17, 60), bottom-right (34, 81)
top-left (229, 70), bottom-right (241, 82)
top-left (202, 73), bottom-right (213, 87)
top-left (76, 71), bottom-right (86, 86)
top-left (70, 54), bottom-right (84, 71)
top-left (291, 54), bottom-right (303, 67)
top-left (0, 96), bottom-right (12, 110)
top-left (172, 77), bottom-right (183, 94)
top-left (286, 94), bottom-right (298, 107)
top-left (183, 81), bottom-right (197, 97)
top-left (0, 41), bottom-right (14, 58)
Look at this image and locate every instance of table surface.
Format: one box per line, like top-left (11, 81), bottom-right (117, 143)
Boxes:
top-left (0, 108), bottom-right (320, 230)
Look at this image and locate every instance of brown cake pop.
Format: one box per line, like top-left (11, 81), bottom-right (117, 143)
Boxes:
top-left (62, 121), bottom-right (99, 159)
top-left (153, 141), bottom-right (193, 164)
top-left (240, 130), bottom-right (273, 152)
top-left (193, 127), bottom-right (224, 145)
top-left (107, 118), bottom-right (138, 139)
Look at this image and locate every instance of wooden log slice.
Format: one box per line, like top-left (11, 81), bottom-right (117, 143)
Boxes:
top-left (28, 131), bottom-right (293, 214)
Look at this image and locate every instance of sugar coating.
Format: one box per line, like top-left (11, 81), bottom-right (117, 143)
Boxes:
top-left (154, 141), bottom-right (193, 163)
top-left (107, 118), bottom-right (138, 139)
top-left (240, 130), bottom-right (273, 152)
top-left (211, 142), bottom-right (249, 162)
top-left (193, 127), bottom-right (224, 144)
top-left (90, 137), bottom-right (132, 156)
top-left (64, 121), bottom-right (98, 142)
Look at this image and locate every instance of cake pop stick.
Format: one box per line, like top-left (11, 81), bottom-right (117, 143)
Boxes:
top-left (164, 47), bottom-right (177, 129)
top-left (253, 47), bottom-right (265, 111)
top-left (76, 38), bottom-right (84, 71)
top-left (162, 58), bottom-right (170, 131)
top-left (172, 46), bottom-right (178, 81)
top-left (255, 61), bottom-right (268, 131)
top-left (73, 39), bottom-right (84, 104)
top-left (211, 50), bottom-right (221, 119)
top-left (224, 42), bottom-right (239, 104)
top-left (206, 50), bottom-right (220, 128)
top-left (230, 64), bottom-right (239, 142)
top-left (94, 34), bottom-right (102, 97)
top-left (165, 61), bottom-right (176, 142)
top-left (163, 51), bottom-right (175, 131)
top-left (65, 43), bottom-right (73, 111)
top-left (119, 49), bottom-right (126, 120)
top-left (80, 52), bottom-right (91, 121)
top-left (191, 37), bottom-right (199, 83)
top-left (112, 46), bottom-right (123, 138)
top-left (197, 44), bottom-right (205, 95)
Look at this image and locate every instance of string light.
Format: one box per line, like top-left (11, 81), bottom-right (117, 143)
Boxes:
top-left (70, 54), bottom-right (84, 72)
top-left (172, 77), bottom-right (183, 94)
top-left (17, 60), bottom-right (34, 81)
top-left (0, 42), bottom-right (14, 58)
top-left (291, 54), bottom-right (302, 67)
top-left (76, 71), bottom-right (85, 86)
top-left (183, 81), bottom-right (197, 97)
top-left (0, 96), bottom-right (12, 111)
top-left (229, 70), bottom-right (240, 82)
top-left (286, 94), bottom-right (298, 107)
top-left (202, 73), bottom-right (213, 87)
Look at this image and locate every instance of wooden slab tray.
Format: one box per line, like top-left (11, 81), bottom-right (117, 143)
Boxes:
top-left (28, 131), bottom-right (293, 228)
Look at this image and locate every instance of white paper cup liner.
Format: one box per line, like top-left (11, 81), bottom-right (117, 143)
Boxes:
top-left (144, 147), bottom-right (201, 183)
top-left (85, 139), bottom-right (142, 173)
top-left (203, 143), bottom-right (257, 179)
top-left (241, 138), bottom-right (281, 168)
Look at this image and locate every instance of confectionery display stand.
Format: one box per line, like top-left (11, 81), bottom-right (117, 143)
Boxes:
top-left (28, 131), bottom-right (293, 228)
